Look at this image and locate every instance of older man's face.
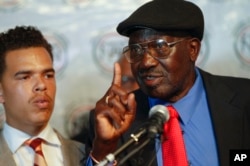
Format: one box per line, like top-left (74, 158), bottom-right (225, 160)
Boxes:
top-left (128, 29), bottom-right (199, 102)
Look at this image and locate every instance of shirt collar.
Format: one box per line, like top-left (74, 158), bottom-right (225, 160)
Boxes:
top-left (3, 123), bottom-right (61, 153)
top-left (148, 68), bottom-right (205, 125)
top-left (38, 124), bottom-right (61, 146)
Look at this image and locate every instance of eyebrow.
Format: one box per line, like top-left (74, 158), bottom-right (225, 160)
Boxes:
top-left (14, 68), bottom-right (55, 77)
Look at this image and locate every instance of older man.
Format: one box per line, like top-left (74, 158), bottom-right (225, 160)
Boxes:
top-left (89, 0), bottom-right (250, 166)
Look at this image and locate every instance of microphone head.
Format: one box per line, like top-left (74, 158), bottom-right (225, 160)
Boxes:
top-left (148, 105), bottom-right (170, 123)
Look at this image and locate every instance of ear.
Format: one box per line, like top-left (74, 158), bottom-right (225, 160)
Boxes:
top-left (0, 83), bottom-right (5, 103)
top-left (188, 38), bottom-right (201, 62)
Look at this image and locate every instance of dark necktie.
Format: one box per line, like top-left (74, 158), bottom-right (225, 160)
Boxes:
top-left (162, 105), bottom-right (188, 166)
top-left (25, 138), bottom-right (47, 166)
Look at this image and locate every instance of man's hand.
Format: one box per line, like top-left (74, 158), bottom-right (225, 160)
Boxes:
top-left (92, 63), bottom-right (136, 161)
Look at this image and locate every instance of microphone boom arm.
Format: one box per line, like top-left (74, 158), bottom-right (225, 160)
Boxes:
top-left (96, 128), bottom-right (147, 166)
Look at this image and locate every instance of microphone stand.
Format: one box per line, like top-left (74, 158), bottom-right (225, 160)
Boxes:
top-left (96, 128), bottom-right (147, 166)
top-left (118, 136), bottom-right (152, 165)
top-left (118, 126), bottom-right (162, 165)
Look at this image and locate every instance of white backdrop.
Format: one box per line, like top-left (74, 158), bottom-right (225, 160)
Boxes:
top-left (0, 0), bottom-right (250, 137)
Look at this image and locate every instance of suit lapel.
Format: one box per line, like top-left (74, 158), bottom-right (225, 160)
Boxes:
top-left (55, 130), bottom-right (85, 166)
top-left (200, 69), bottom-right (244, 166)
top-left (0, 131), bottom-right (17, 166)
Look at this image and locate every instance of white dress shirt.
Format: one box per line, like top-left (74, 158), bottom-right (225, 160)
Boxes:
top-left (3, 123), bottom-right (64, 166)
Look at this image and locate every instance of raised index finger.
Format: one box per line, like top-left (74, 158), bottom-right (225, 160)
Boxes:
top-left (112, 62), bottom-right (122, 86)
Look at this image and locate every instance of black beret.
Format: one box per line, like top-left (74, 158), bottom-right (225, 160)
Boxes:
top-left (117, 0), bottom-right (204, 40)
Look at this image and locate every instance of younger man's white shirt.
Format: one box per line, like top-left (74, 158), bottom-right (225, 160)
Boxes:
top-left (3, 123), bottom-right (64, 166)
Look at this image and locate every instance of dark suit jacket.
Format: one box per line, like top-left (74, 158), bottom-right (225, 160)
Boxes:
top-left (0, 129), bottom-right (86, 166)
top-left (86, 68), bottom-right (250, 166)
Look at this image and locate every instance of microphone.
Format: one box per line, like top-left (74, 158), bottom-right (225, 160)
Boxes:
top-left (146, 105), bottom-right (170, 138)
top-left (96, 105), bottom-right (169, 166)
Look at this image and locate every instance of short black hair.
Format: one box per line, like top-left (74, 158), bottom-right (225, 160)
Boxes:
top-left (0, 26), bottom-right (53, 79)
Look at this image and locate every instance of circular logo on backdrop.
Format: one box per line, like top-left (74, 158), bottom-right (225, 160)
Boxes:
top-left (65, 104), bottom-right (94, 138)
top-left (234, 23), bottom-right (250, 67)
top-left (42, 30), bottom-right (68, 76)
top-left (0, 0), bottom-right (25, 12)
top-left (93, 31), bottom-right (128, 75)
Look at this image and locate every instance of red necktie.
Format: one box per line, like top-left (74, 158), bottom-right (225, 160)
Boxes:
top-left (162, 105), bottom-right (188, 166)
top-left (25, 138), bottom-right (47, 166)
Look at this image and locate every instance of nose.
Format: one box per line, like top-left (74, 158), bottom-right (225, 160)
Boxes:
top-left (140, 48), bottom-right (159, 67)
top-left (33, 77), bottom-right (47, 92)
